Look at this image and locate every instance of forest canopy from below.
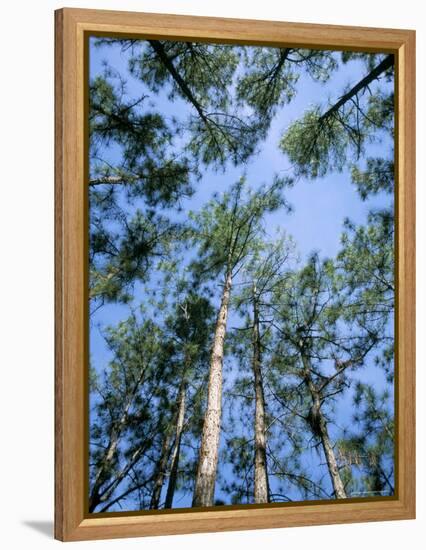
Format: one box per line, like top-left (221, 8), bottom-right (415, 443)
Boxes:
top-left (88, 37), bottom-right (395, 513)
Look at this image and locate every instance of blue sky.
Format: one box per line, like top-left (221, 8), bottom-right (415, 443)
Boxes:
top-left (89, 37), bottom-right (394, 510)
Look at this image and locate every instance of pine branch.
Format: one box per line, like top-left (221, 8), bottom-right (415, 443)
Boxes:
top-left (319, 55), bottom-right (393, 122)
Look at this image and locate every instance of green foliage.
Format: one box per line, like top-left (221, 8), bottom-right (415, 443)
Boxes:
top-left (128, 40), bottom-right (261, 168)
top-left (90, 74), bottom-right (194, 206)
top-left (89, 288), bottom-right (215, 511)
top-left (187, 113), bottom-right (263, 168)
top-left (89, 316), bottom-right (167, 504)
top-left (265, 253), bottom-right (384, 469)
top-left (280, 107), bottom-right (355, 178)
top-left (90, 207), bottom-right (181, 304)
top-left (221, 435), bottom-right (255, 504)
top-left (165, 291), bottom-right (214, 350)
top-left (279, 56), bottom-right (394, 182)
top-left (363, 91), bottom-right (394, 134)
top-left (130, 41), bottom-right (240, 110)
top-left (337, 209), bottom-right (394, 358)
top-left (236, 47), bottom-right (298, 122)
top-left (88, 39), bottom-right (395, 508)
top-left (351, 158), bottom-right (394, 200)
top-left (189, 177), bottom-right (292, 283)
top-left (236, 48), bottom-right (336, 125)
top-left (337, 383), bottom-right (394, 496)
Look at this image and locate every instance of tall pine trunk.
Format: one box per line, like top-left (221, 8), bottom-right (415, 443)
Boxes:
top-left (319, 415), bottom-right (347, 499)
top-left (151, 367), bottom-right (189, 509)
top-left (193, 270), bottom-right (232, 507)
top-left (165, 381), bottom-right (186, 508)
top-left (150, 431), bottom-right (173, 509)
top-left (252, 288), bottom-right (269, 503)
top-left (302, 356), bottom-right (346, 499)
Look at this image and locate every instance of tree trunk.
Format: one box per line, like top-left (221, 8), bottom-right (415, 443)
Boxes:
top-left (148, 40), bottom-right (210, 127)
top-left (91, 442), bottom-right (147, 511)
top-left (165, 381), bottom-right (186, 508)
top-left (319, 55), bottom-right (393, 122)
top-left (150, 432), bottom-right (173, 509)
top-left (252, 289), bottom-right (269, 504)
top-left (193, 270), bottom-right (232, 507)
top-left (89, 373), bottom-right (144, 511)
top-left (317, 407), bottom-right (347, 499)
top-left (89, 427), bottom-right (120, 511)
top-left (302, 357), bottom-right (346, 499)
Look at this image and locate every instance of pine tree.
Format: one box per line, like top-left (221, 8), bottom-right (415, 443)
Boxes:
top-left (89, 316), bottom-right (168, 511)
top-left (162, 291), bottom-right (215, 508)
top-left (232, 237), bottom-right (294, 503)
top-left (88, 38), bottom-right (395, 510)
top-left (190, 178), bottom-right (291, 506)
top-left (269, 255), bottom-right (381, 498)
top-left (279, 53), bottom-right (394, 181)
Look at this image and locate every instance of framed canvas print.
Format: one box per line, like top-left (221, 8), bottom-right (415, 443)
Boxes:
top-left (55, 8), bottom-right (415, 541)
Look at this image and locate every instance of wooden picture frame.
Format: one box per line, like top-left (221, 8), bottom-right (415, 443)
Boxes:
top-left (55, 7), bottom-right (415, 542)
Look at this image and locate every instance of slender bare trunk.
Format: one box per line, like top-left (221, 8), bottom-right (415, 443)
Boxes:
top-left (319, 55), bottom-right (393, 122)
top-left (193, 270), bottom-right (232, 507)
top-left (165, 382), bottom-right (186, 508)
top-left (150, 432), bottom-right (173, 509)
top-left (302, 356), bottom-right (346, 499)
top-left (89, 371), bottom-right (144, 511)
top-left (89, 427), bottom-right (121, 511)
top-left (252, 288), bottom-right (269, 503)
top-left (319, 415), bottom-right (347, 499)
top-left (150, 368), bottom-right (188, 509)
top-left (92, 442), bottom-right (148, 511)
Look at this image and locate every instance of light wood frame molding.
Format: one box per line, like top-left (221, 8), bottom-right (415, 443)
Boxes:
top-left (55, 7), bottom-right (416, 542)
